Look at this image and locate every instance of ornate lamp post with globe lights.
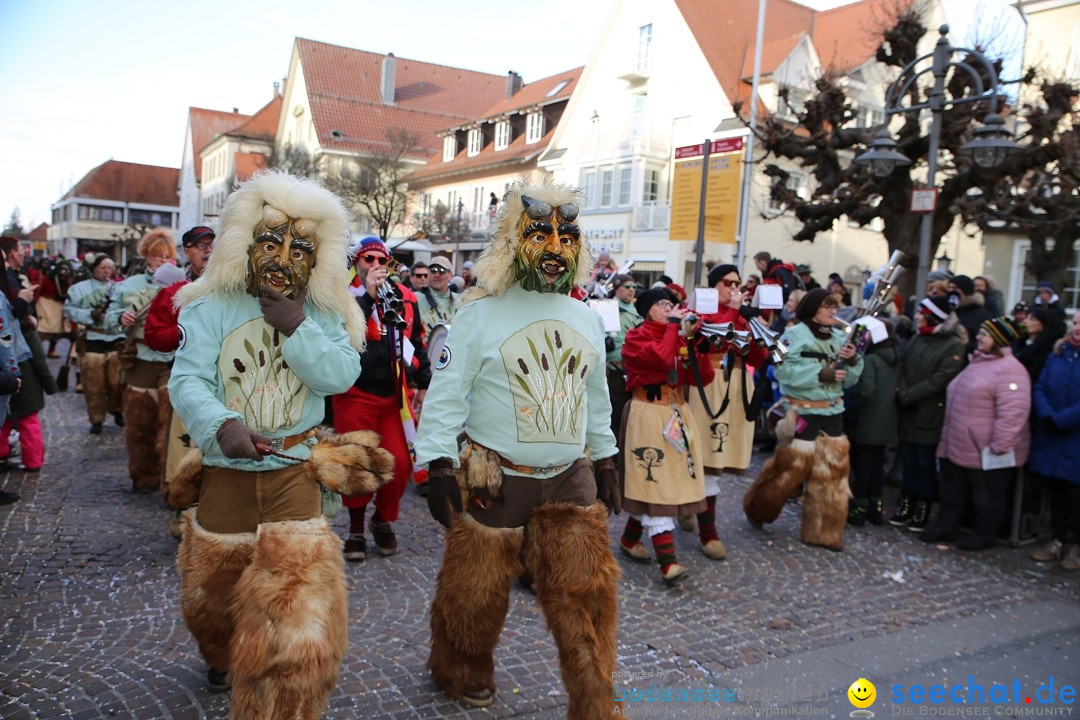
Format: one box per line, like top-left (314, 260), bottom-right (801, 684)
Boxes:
top-left (854, 24), bottom-right (1022, 295)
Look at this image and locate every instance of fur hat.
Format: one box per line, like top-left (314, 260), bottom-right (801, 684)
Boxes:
top-left (176, 170), bottom-right (366, 351)
top-left (981, 316), bottom-right (1022, 348)
top-left (468, 180), bottom-right (593, 303)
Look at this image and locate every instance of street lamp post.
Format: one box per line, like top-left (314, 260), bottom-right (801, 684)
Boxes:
top-left (854, 25), bottom-right (1022, 296)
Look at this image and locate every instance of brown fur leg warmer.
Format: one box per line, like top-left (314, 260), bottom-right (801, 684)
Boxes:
top-left (156, 386), bottom-right (172, 486)
top-left (428, 516), bottom-right (522, 699)
top-left (743, 439), bottom-right (816, 528)
top-left (800, 434), bottom-right (851, 551)
top-left (527, 502), bottom-right (622, 720)
top-left (177, 511), bottom-right (255, 673)
top-left (229, 517), bottom-right (347, 720)
top-left (124, 387), bottom-right (162, 492)
top-left (81, 352), bottom-right (107, 423)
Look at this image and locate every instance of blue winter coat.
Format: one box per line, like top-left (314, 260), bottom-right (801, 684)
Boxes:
top-left (1028, 339), bottom-right (1080, 484)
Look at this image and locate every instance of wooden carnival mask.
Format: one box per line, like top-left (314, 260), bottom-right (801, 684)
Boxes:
top-left (245, 204), bottom-right (318, 299)
top-left (514, 195), bottom-right (581, 294)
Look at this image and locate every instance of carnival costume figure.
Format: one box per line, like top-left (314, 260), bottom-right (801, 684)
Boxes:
top-left (415, 181), bottom-right (623, 717)
top-left (617, 287), bottom-right (713, 584)
top-left (743, 289), bottom-right (863, 551)
top-left (168, 171), bottom-right (394, 718)
top-left (684, 264), bottom-right (769, 559)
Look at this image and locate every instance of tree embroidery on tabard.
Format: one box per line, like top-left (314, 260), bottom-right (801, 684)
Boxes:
top-left (710, 421), bottom-right (729, 452)
top-left (631, 447), bottom-right (665, 482)
top-left (219, 319), bottom-right (308, 432)
top-left (501, 320), bottom-right (597, 444)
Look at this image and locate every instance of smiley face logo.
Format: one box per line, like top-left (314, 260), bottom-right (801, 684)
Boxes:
top-left (848, 678), bottom-right (876, 709)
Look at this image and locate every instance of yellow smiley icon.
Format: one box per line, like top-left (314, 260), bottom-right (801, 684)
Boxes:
top-left (848, 678), bottom-right (876, 708)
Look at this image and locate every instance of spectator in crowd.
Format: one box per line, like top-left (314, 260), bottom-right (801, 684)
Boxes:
top-left (796, 264), bottom-right (821, 291)
top-left (743, 289), bottom-right (863, 551)
top-left (922, 317), bottom-right (1030, 550)
top-left (462, 260), bottom-right (477, 288)
top-left (410, 261), bottom-right (430, 292)
top-left (334, 236), bottom-right (430, 562)
top-left (743, 274), bottom-right (761, 299)
top-left (974, 275), bottom-right (1004, 316)
top-left (848, 319), bottom-right (900, 526)
top-left (63, 254), bottom-right (124, 434)
top-left (1027, 319), bottom-right (1080, 570)
top-left (416, 256), bottom-right (461, 337)
top-left (1012, 301), bottom-right (1029, 324)
top-left (0, 276), bottom-right (23, 505)
top-left (947, 274), bottom-right (993, 355)
top-left (605, 273), bottom-right (641, 437)
top-left (619, 288), bottom-right (711, 584)
top-left (1014, 308), bottom-right (1066, 384)
top-left (828, 279), bottom-right (852, 312)
top-left (754, 251), bottom-right (802, 302)
top-left (892, 296), bottom-right (967, 532)
top-left (651, 274), bottom-right (674, 289)
top-left (771, 288), bottom-right (806, 333)
top-left (1033, 281), bottom-right (1067, 322)
top-left (0, 237), bottom-right (37, 322)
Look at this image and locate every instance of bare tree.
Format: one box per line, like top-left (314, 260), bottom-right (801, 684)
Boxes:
top-left (737, 6), bottom-right (1079, 295)
top-left (412, 199), bottom-right (471, 244)
top-left (325, 130), bottom-right (423, 242)
top-left (268, 144), bottom-right (321, 179)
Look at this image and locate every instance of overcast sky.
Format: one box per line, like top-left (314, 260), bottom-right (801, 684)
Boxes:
top-left (0, 0), bottom-right (1022, 231)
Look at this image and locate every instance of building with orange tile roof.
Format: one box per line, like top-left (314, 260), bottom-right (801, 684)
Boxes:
top-left (48, 160), bottom-right (179, 261)
top-left (178, 106), bottom-right (254, 233)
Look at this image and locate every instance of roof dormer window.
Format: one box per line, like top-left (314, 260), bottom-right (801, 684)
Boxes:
top-left (525, 112), bottom-right (544, 144)
top-left (442, 135), bottom-right (457, 162)
top-left (467, 128), bottom-right (482, 157)
top-left (495, 120), bottom-right (510, 151)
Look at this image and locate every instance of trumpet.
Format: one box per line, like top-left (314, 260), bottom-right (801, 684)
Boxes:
top-left (377, 280), bottom-right (408, 331)
top-left (684, 314), bottom-right (787, 364)
top-left (830, 250), bottom-right (907, 367)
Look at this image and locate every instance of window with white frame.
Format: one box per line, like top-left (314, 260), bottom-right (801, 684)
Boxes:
top-left (581, 170), bottom-right (597, 208)
top-left (618, 165), bottom-right (632, 206)
top-left (467, 128), bottom-right (482, 156)
top-left (600, 169), bottom-right (614, 207)
top-left (495, 120), bottom-right (510, 150)
top-left (637, 24), bottom-right (652, 73)
top-left (766, 171), bottom-right (808, 212)
top-left (643, 169), bottom-right (660, 203)
top-left (526, 112), bottom-right (544, 143)
top-left (632, 95), bottom-right (647, 137)
top-left (442, 135), bottom-right (457, 162)
top-left (854, 104), bottom-right (885, 128)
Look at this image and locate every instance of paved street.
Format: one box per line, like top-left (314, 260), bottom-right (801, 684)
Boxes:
top-left (1, 350), bottom-right (1078, 719)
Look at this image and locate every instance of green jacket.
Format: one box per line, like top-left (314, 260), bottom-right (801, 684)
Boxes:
top-left (851, 342), bottom-right (900, 446)
top-left (775, 322), bottom-right (864, 416)
top-left (606, 299), bottom-right (642, 370)
top-left (897, 316), bottom-right (967, 444)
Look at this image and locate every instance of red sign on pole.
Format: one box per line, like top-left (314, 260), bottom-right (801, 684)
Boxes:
top-left (674, 137), bottom-right (745, 159)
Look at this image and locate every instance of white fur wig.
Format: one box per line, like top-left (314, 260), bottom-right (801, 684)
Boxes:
top-left (466, 179), bottom-right (595, 304)
top-left (176, 171), bottom-right (366, 351)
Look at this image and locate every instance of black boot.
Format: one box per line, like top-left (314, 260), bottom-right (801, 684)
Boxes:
top-left (867, 498), bottom-right (884, 526)
top-left (847, 499), bottom-right (868, 527)
top-left (908, 500), bottom-right (931, 532)
top-left (888, 494), bottom-right (913, 526)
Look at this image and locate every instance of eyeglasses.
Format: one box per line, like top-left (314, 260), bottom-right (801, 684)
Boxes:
top-left (719, 279), bottom-right (740, 288)
top-left (412, 272), bottom-right (429, 279)
top-left (655, 300), bottom-right (674, 310)
top-left (976, 329), bottom-right (990, 337)
top-left (193, 241), bottom-right (212, 252)
top-left (362, 255), bottom-right (389, 266)
top-left (429, 266), bottom-right (449, 274)
top-left (620, 283), bottom-right (637, 290)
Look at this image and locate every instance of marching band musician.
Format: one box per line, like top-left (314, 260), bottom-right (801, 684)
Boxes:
top-left (683, 264), bottom-right (769, 561)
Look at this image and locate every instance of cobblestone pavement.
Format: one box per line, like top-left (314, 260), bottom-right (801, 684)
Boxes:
top-left (1, 352), bottom-right (1077, 719)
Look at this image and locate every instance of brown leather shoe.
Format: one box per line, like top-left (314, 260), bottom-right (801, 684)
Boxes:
top-left (370, 519), bottom-right (397, 557)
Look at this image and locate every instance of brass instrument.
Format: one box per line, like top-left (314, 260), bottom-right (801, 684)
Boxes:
top-left (592, 260), bottom-right (636, 298)
top-left (378, 256), bottom-right (408, 332)
top-left (831, 250), bottom-right (907, 368)
top-left (683, 314), bottom-right (788, 365)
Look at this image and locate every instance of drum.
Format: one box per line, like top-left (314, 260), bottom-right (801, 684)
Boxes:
top-left (427, 323), bottom-right (451, 366)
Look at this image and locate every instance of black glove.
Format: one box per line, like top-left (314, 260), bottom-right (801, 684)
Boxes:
top-left (738, 305), bottom-right (762, 320)
top-left (605, 335), bottom-right (616, 353)
top-left (216, 419), bottom-right (272, 461)
top-left (594, 457), bottom-right (622, 515)
top-left (426, 458), bottom-right (462, 528)
top-left (259, 287), bottom-right (307, 336)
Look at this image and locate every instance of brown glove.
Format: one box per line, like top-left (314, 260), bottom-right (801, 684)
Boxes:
top-left (259, 287), bottom-right (307, 336)
top-left (426, 457), bottom-right (462, 528)
top-left (216, 418), bottom-right (272, 461)
top-left (818, 366), bottom-right (839, 384)
top-left (594, 457), bottom-right (622, 515)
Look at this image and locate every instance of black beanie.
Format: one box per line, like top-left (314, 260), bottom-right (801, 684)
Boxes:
top-left (794, 288), bottom-right (832, 323)
top-left (707, 263), bottom-right (739, 288)
top-left (635, 287), bottom-right (674, 318)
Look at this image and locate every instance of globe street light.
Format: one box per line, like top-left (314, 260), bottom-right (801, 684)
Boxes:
top-left (854, 25), bottom-right (1023, 295)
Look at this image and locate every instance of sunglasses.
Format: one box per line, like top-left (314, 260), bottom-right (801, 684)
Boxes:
top-left (362, 255), bottom-right (389, 266)
top-left (412, 272), bottom-right (429, 279)
top-left (429, 266), bottom-right (449, 274)
top-left (620, 283), bottom-right (637, 290)
top-left (719, 279), bottom-right (740, 288)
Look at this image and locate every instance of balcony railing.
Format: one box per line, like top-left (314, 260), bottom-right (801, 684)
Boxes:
top-left (632, 203), bottom-right (669, 231)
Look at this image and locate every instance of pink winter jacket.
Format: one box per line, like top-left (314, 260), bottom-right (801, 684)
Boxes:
top-left (937, 347), bottom-right (1031, 469)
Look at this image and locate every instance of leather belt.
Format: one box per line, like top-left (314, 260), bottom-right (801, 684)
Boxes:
top-left (464, 435), bottom-right (571, 476)
top-left (269, 429), bottom-right (317, 453)
top-left (632, 386), bottom-right (684, 404)
top-left (783, 396), bottom-right (841, 409)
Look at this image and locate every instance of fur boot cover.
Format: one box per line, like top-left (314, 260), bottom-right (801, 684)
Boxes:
top-left (526, 502), bottom-right (622, 720)
top-left (800, 434), bottom-right (851, 551)
top-left (458, 440), bottom-right (503, 497)
top-left (229, 517), bottom-right (347, 720)
top-left (743, 438), bottom-right (816, 528)
top-left (177, 511), bottom-right (255, 673)
top-left (429, 515), bottom-right (524, 699)
top-left (164, 430), bottom-right (396, 508)
top-left (306, 430), bottom-right (396, 496)
top-left (124, 386), bottom-right (163, 492)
